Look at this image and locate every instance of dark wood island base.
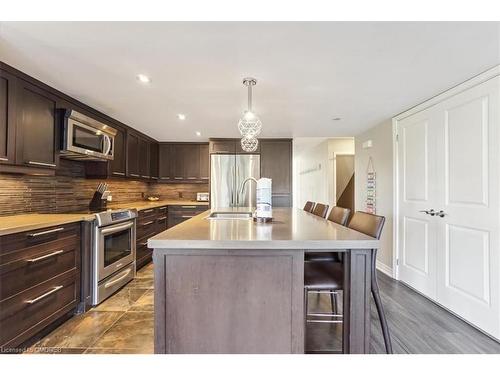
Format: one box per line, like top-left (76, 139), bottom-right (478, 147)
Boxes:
top-left (149, 208), bottom-right (379, 354)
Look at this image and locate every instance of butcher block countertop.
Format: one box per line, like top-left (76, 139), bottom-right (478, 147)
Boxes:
top-left (149, 207), bottom-right (379, 250)
top-left (0, 213), bottom-right (96, 236)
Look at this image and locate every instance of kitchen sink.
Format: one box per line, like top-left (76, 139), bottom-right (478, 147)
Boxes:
top-left (206, 211), bottom-right (253, 220)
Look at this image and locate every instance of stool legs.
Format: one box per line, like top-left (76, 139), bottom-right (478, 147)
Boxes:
top-left (371, 249), bottom-right (393, 354)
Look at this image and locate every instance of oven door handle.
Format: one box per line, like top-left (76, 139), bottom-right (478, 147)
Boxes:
top-left (104, 268), bottom-right (132, 289)
top-left (100, 221), bottom-right (134, 235)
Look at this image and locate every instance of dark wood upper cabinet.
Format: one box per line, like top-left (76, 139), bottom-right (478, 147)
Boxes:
top-left (15, 79), bottom-right (57, 169)
top-left (158, 143), bottom-right (171, 181)
top-left (138, 137), bottom-right (150, 179)
top-left (109, 126), bottom-right (126, 177)
top-left (183, 144), bottom-right (200, 181)
top-left (0, 70), bottom-right (16, 165)
top-left (260, 139), bottom-right (293, 207)
top-left (199, 143), bottom-right (209, 180)
top-left (126, 131), bottom-right (140, 178)
top-left (209, 138), bottom-right (260, 154)
top-left (150, 142), bottom-right (159, 180)
top-left (170, 144), bottom-right (185, 181)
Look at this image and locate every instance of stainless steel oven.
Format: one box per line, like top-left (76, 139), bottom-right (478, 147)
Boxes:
top-left (92, 209), bottom-right (137, 305)
top-left (60, 109), bottom-right (117, 161)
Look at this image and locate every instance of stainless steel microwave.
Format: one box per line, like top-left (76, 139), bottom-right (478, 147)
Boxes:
top-left (60, 109), bottom-right (117, 161)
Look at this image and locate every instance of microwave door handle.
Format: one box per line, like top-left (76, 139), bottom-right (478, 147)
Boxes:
top-left (103, 135), bottom-right (112, 156)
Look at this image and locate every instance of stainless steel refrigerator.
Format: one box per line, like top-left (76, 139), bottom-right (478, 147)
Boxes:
top-left (210, 154), bottom-right (260, 208)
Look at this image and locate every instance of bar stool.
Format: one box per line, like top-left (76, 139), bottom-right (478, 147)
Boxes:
top-left (305, 206), bottom-right (351, 263)
top-left (304, 211), bottom-right (393, 354)
top-left (311, 203), bottom-right (329, 218)
top-left (303, 201), bottom-right (315, 213)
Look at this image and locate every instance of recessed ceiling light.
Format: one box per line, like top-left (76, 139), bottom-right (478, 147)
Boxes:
top-left (195, 131), bottom-right (201, 137)
top-left (136, 74), bottom-right (151, 84)
top-left (177, 114), bottom-right (186, 120)
top-left (332, 117), bottom-right (342, 121)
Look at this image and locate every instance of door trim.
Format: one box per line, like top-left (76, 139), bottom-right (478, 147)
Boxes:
top-left (392, 64), bottom-right (500, 281)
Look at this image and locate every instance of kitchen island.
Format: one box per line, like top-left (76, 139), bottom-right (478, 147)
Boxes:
top-left (148, 208), bottom-right (379, 354)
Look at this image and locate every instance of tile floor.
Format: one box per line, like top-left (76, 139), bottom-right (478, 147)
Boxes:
top-left (29, 262), bottom-right (154, 354)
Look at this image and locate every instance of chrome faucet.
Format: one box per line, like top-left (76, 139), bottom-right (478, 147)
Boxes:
top-left (238, 177), bottom-right (258, 207)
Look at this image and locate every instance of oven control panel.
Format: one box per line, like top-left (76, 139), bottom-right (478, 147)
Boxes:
top-left (111, 211), bottom-right (132, 221)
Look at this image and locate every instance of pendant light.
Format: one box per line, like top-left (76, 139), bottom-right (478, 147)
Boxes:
top-left (238, 77), bottom-right (261, 152)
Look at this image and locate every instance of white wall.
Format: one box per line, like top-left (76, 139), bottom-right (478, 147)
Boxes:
top-left (355, 120), bottom-right (394, 274)
top-left (293, 138), bottom-right (330, 208)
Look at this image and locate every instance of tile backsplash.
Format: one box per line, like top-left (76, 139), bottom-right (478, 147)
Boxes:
top-left (0, 159), bottom-right (208, 216)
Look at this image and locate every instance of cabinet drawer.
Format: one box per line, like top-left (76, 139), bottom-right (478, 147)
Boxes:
top-left (155, 214), bottom-right (168, 233)
top-left (168, 205), bottom-right (207, 214)
top-left (0, 235), bottom-right (79, 300)
top-left (137, 218), bottom-right (157, 240)
top-left (0, 269), bottom-right (78, 348)
top-left (0, 223), bottom-right (80, 257)
top-left (138, 208), bottom-right (157, 220)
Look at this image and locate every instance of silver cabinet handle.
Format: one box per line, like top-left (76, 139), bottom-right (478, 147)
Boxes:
top-left (26, 285), bottom-right (63, 304)
top-left (0, 157), bottom-right (8, 161)
top-left (27, 250), bottom-right (64, 263)
top-left (160, 177), bottom-right (170, 180)
top-left (104, 268), bottom-right (132, 289)
top-left (28, 227), bottom-right (64, 238)
top-left (181, 215), bottom-right (195, 219)
top-left (142, 220), bottom-right (154, 226)
top-left (130, 173), bottom-right (140, 177)
top-left (140, 241), bottom-right (148, 246)
top-left (158, 207), bottom-right (167, 211)
top-left (142, 209), bottom-right (154, 213)
top-left (27, 161), bottom-right (56, 167)
top-left (141, 175), bottom-right (151, 178)
top-left (157, 216), bottom-right (167, 221)
top-left (187, 177), bottom-right (197, 179)
top-left (174, 177), bottom-right (183, 180)
top-left (112, 171), bottom-right (125, 176)
top-left (151, 177), bottom-right (159, 180)
top-left (181, 205), bottom-right (196, 209)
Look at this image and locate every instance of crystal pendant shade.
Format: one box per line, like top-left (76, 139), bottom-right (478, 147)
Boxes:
top-left (237, 77), bottom-right (262, 152)
top-left (241, 135), bottom-right (259, 152)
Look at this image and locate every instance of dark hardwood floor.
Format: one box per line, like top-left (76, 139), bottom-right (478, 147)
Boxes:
top-left (306, 271), bottom-right (500, 354)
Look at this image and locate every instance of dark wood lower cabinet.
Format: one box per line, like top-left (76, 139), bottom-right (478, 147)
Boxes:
top-left (135, 205), bottom-right (207, 270)
top-left (0, 223), bottom-right (81, 349)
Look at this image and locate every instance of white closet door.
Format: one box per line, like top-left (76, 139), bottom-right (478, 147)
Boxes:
top-left (434, 77), bottom-right (500, 337)
top-left (397, 108), bottom-right (439, 299)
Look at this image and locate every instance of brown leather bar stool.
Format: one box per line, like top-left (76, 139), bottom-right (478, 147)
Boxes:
top-left (327, 206), bottom-right (351, 226)
top-left (311, 203), bottom-right (329, 218)
top-left (305, 206), bottom-right (351, 263)
top-left (303, 211), bottom-right (393, 354)
top-left (303, 201), bottom-right (315, 213)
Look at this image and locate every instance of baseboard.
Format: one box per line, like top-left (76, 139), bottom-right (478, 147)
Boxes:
top-left (376, 261), bottom-right (394, 278)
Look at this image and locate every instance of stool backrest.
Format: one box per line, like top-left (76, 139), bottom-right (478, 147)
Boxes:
top-left (311, 203), bottom-right (329, 218)
top-left (303, 201), bottom-right (315, 213)
top-left (348, 211), bottom-right (385, 239)
top-left (327, 206), bottom-right (351, 226)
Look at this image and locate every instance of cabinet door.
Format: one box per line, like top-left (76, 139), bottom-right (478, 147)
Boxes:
top-left (199, 143), bottom-right (209, 181)
top-left (109, 126), bottom-right (126, 177)
top-left (159, 144), bottom-right (171, 181)
top-left (209, 140), bottom-right (236, 154)
top-left (127, 132), bottom-right (140, 178)
top-left (16, 80), bottom-right (57, 168)
top-left (0, 70), bottom-right (16, 165)
top-left (138, 138), bottom-right (150, 179)
top-left (184, 144), bottom-right (200, 181)
top-left (171, 144), bottom-right (185, 181)
top-left (150, 142), bottom-right (159, 180)
top-left (260, 140), bottom-right (292, 206)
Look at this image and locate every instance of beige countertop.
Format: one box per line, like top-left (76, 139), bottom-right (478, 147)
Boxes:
top-left (0, 200), bottom-right (209, 236)
top-left (0, 213), bottom-right (96, 236)
top-left (109, 199), bottom-right (209, 211)
top-left (148, 207), bottom-right (379, 251)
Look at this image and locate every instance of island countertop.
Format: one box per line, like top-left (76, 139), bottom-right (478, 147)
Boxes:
top-left (148, 207), bottom-right (379, 250)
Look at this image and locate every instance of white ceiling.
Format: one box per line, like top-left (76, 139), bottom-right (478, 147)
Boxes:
top-left (0, 22), bottom-right (499, 141)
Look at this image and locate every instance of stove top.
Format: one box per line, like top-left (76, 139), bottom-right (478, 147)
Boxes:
top-left (64, 208), bottom-right (137, 226)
